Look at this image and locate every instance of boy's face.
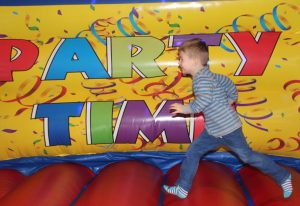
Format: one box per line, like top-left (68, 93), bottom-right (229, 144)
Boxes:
top-left (178, 51), bottom-right (199, 75)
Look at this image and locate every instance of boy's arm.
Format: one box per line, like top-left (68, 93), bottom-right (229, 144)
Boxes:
top-left (189, 79), bottom-right (213, 113)
top-left (224, 76), bottom-right (238, 104)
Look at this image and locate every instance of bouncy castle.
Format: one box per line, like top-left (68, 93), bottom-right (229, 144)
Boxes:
top-left (0, 0), bottom-right (300, 205)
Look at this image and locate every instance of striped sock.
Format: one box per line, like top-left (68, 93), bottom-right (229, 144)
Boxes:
top-left (163, 185), bottom-right (188, 199)
top-left (281, 174), bottom-right (293, 199)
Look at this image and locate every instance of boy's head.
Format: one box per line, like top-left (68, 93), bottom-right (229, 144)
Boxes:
top-left (178, 38), bottom-right (209, 76)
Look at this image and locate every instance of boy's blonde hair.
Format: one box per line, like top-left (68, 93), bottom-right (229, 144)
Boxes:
top-left (179, 38), bottom-right (209, 66)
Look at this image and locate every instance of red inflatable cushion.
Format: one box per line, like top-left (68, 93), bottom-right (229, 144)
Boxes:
top-left (75, 160), bottom-right (163, 206)
top-left (164, 161), bottom-right (247, 206)
top-left (240, 166), bottom-right (300, 206)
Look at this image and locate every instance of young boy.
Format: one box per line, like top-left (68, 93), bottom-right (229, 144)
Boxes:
top-left (163, 38), bottom-right (293, 199)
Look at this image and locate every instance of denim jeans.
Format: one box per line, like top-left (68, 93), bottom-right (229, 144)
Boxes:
top-left (176, 127), bottom-right (290, 191)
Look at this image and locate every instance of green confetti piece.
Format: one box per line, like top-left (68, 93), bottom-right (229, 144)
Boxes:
top-left (275, 64), bottom-right (281, 68)
top-left (36, 40), bottom-right (44, 45)
top-left (178, 15), bottom-right (183, 19)
top-left (169, 23), bottom-right (180, 28)
top-left (179, 144), bottom-right (183, 150)
top-left (28, 26), bottom-right (39, 31)
top-left (36, 18), bottom-right (40, 22)
top-left (33, 139), bottom-right (41, 145)
top-left (168, 30), bottom-right (174, 34)
top-left (13, 11), bottom-right (18, 15)
top-left (153, 9), bottom-right (160, 13)
top-left (90, 4), bottom-right (95, 11)
top-left (113, 104), bottom-right (122, 109)
top-left (69, 123), bottom-right (78, 127)
top-left (43, 149), bottom-right (48, 155)
top-left (281, 112), bottom-right (285, 118)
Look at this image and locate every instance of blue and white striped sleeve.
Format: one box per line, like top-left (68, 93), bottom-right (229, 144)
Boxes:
top-left (189, 79), bottom-right (213, 113)
top-left (219, 75), bottom-right (237, 103)
top-left (225, 77), bottom-right (238, 102)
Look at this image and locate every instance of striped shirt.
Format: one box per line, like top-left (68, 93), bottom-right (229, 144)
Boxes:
top-left (189, 67), bottom-right (242, 137)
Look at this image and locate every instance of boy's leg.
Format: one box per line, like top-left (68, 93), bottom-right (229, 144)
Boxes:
top-left (163, 129), bottom-right (221, 198)
top-left (222, 128), bottom-right (292, 198)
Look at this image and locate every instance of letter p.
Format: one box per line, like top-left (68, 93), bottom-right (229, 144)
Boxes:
top-left (0, 40), bottom-right (38, 81)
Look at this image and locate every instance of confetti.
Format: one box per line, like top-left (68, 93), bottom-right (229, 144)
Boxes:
top-left (12, 11), bottom-right (18, 15)
top-left (2, 129), bottom-right (17, 133)
top-left (178, 15), bottom-right (183, 20)
top-left (15, 107), bottom-right (29, 116)
top-left (132, 7), bottom-right (139, 18)
top-left (200, 6), bottom-right (205, 12)
top-left (169, 23), bottom-right (180, 28)
top-left (33, 139), bottom-right (41, 145)
top-left (36, 40), bottom-right (43, 45)
top-left (179, 144), bottom-right (183, 150)
top-left (69, 123), bottom-right (78, 127)
top-left (64, 29), bottom-right (68, 33)
top-left (90, 4), bottom-right (95, 11)
top-left (275, 64), bottom-right (281, 68)
top-left (282, 57), bottom-right (288, 61)
top-left (57, 10), bottom-right (62, 15)
top-left (36, 18), bottom-right (41, 22)
top-left (43, 149), bottom-right (48, 155)
top-left (45, 37), bottom-right (54, 44)
top-left (0, 34), bottom-right (8, 38)
top-left (28, 26), bottom-right (39, 31)
top-left (267, 138), bottom-right (285, 150)
top-left (291, 41), bottom-right (300, 46)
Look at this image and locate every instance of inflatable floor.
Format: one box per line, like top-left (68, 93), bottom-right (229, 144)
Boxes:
top-left (0, 152), bottom-right (299, 206)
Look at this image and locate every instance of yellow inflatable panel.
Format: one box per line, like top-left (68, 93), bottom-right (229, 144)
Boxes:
top-left (0, 0), bottom-right (299, 160)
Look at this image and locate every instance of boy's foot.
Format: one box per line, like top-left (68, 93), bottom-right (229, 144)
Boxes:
top-left (281, 174), bottom-right (293, 199)
top-left (163, 185), bottom-right (188, 199)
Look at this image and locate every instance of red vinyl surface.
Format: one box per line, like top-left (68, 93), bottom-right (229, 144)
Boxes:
top-left (0, 161), bottom-right (299, 206)
top-left (240, 166), bottom-right (300, 206)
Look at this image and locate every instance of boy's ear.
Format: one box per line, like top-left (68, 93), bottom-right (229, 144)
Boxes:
top-left (193, 58), bottom-right (201, 66)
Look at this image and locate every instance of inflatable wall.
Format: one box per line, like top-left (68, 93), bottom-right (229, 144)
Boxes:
top-left (1, 0), bottom-right (299, 160)
top-left (0, 0), bottom-right (300, 205)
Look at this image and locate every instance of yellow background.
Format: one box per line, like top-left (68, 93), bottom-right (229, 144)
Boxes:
top-left (0, 0), bottom-right (299, 160)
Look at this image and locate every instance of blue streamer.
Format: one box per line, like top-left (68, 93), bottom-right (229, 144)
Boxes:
top-left (232, 16), bottom-right (240, 32)
top-left (90, 21), bottom-right (107, 45)
top-left (272, 5), bottom-right (289, 30)
top-left (129, 9), bottom-right (148, 35)
top-left (220, 42), bottom-right (235, 52)
top-left (117, 18), bottom-right (131, 36)
top-left (259, 14), bottom-right (272, 32)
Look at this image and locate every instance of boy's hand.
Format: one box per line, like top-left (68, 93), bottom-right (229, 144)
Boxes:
top-left (169, 103), bottom-right (184, 115)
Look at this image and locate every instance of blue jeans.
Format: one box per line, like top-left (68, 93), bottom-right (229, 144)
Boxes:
top-left (176, 128), bottom-right (290, 191)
